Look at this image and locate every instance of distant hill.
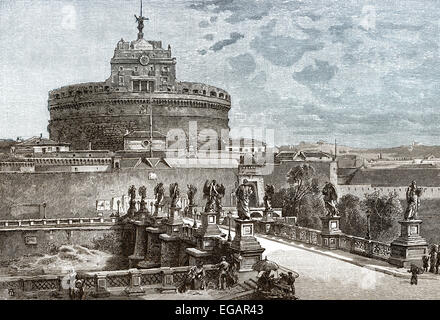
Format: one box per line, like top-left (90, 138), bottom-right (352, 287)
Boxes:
top-left (277, 142), bottom-right (440, 160)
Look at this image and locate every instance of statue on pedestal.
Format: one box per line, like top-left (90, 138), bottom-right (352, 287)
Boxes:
top-left (203, 180), bottom-right (218, 212)
top-left (263, 184), bottom-right (275, 212)
top-left (127, 185), bottom-right (137, 217)
top-left (322, 182), bottom-right (339, 217)
top-left (236, 179), bottom-right (253, 220)
top-left (404, 181), bottom-right (422, 220)
top-left (169, 182), bottom-right (180, 208)
top-left (215, 183), bottom-right (226, 215)
top-left (153, 182), bottom-right (164, 215)
top-left (138, 186), bottom-right (147, 212)
top-left (187, 184), bottom-right (197, 207)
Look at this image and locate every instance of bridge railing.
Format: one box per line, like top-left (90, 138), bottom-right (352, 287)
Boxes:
top-left (263, 221), bottom-right (390, 261)
top-left (0, 217), bottom-right (120, 229)
top-left (268, 222), bottom-right (322, 246)
top-left (0, 264), bottom-right (220, 294)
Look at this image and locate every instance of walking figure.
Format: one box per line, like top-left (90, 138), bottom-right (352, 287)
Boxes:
top-left (429, 245), bottom-right (438, 273)
top-left (422, 255), bottom-right (429, 272)
top-left (408, 264), bottom-right (423, 285)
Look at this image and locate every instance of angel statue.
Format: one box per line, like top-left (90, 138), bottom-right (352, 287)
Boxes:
top-left (404, 180), bottom-right (422, 220)
top-left (322, 182), bottom-right (339, 217)
top-left (235, 179), bottom-right (253, 220)
top-left (203, 180), bottom-right (218, 212)
top-left (153, 182), bottom-right (165, 215)
top-left (215, 183), bottom-right (226, 214)
top-left (263, 184), bottom-right (275, 212)
top-left (187, 184), bottom-right (197, 207)
top-left (134, 14), bottom-right (149, 35)
top-left (169, 182), bottom-right (180, 208)
top-left (138, 185), bottom-right (147, 212)
top-left (127, 185), bottom-right (137, 217)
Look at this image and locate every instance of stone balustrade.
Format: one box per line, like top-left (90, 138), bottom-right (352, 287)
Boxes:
top-left (0, 217), bottom-right (119, 230)
top-left (266, 220), bottom-right (391, 261)
top-left (0, 264), bottom-right (220, 294)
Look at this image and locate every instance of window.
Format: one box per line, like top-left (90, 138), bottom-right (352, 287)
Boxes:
top-left (133, 80), bottom-right (154, 92)
top-left (134, 66), bottom-right (138, 72)
top-left (133, 80), bottom-right (140, 92)
top-left (119, 76), bottom-right (124, 85)
top-left (119, 66), bottom-right (124, 71)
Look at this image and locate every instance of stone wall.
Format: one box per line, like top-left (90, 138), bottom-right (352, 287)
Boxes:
top-left (48, 92), bottom-right (231, 151)
top-left (0, 168), bottom-right (238, 220)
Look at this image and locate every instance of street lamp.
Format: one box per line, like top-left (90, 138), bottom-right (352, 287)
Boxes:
top-left (227, 211), bottom-right (233, 242)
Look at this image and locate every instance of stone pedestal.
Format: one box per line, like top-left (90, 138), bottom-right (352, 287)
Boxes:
top-left (388, 220), bottom-right (428, 268)
top-left (91, 273), bottom-right (110, 298)
top-left (258, 209), bottom-right (275, 234)
top-left (160, 267), bottom-right (178, 293)
top-left (165, 207), bottom-right (183, 236)
top-left (320, 215), bottom-right (342, 250)
top-left (124, 269), bottom-right (145, 296)
top-left (128, 219), bottom-right (148, 268)
top-left (185, 247), bottom-right (212, 266)
top-left (159, 233), bottom-right (181, 267)
top-left (138, 227), bottom-right (163, 269)
top-left (230, 219), bottom-right (265, 272)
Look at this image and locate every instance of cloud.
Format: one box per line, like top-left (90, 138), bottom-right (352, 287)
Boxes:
top-left (198, 20), bottom-right (210, 28)
top-left (189, 0), bottom-right (273, 24)
top-left (293, 59), bottom-right (338, 84)
top-left (227, 53), bottom-right (256, 77)
top-left (209, 32), bottom-right (244, 51)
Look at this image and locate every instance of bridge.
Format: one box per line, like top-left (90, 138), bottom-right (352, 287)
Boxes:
top-left (1, 216), bottom-right (440, 300)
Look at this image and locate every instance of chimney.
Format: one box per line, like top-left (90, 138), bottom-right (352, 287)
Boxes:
top-left (88, 141), bottom-right (92, 150)
top-left (40, 133), bottom-right (43, 140)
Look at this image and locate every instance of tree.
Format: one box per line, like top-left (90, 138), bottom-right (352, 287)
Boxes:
top-left (337, 194), bottom-right (367, 237)
top-left (284, 164), bottom-right (319, 217)
top-left (362, 191), bottom-right (402, 242)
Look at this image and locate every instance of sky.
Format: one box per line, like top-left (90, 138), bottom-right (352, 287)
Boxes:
top-left (0, 0), bottom-right (439, 148)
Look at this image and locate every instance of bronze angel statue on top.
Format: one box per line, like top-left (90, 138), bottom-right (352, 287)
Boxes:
top-left (322, 182), bottom-right (339, 217)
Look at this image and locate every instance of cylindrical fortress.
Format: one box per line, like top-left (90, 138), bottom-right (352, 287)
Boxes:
top-left (47, 28), bottom-right (231, 152)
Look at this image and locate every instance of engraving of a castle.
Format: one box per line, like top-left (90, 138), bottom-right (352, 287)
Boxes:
top-left (1, 0), bottom-right (440, 302)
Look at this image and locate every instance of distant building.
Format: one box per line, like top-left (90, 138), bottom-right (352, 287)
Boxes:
top-left (275, 150), bottom-right (333, 163)
top-left (12, 136), bottom-right (70, 155)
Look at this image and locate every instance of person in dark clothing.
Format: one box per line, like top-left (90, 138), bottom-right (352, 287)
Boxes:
top-left (408, 264), bottom-right (423, 285)
top-left (429, 245), bottom-right (437, 273)
top-left (436, 251), bottom-right (440, 274)
top-left (422, 255), bottom-right (429, 272)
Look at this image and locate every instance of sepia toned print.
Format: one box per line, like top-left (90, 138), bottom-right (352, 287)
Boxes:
top-left (1, 0), bottom-right (440, 302)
